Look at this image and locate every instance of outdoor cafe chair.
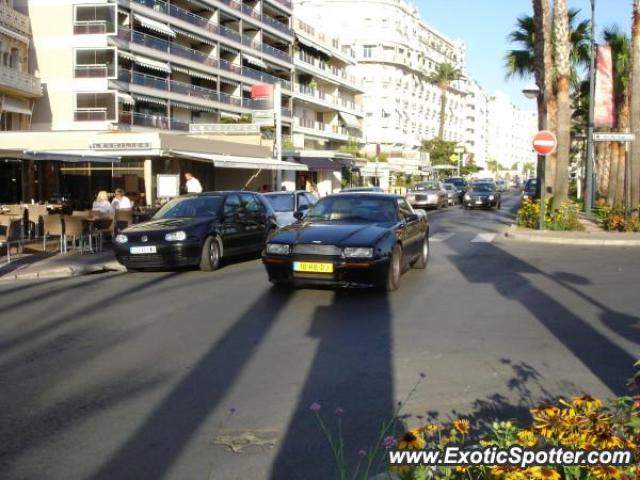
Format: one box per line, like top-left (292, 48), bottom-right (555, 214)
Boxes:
top-left (62, 215), bottom-right (91, 254)
top-left (114, 210), bottom-right (133, 233)
top-left (0, 216), bottom-right (23, 263)
top-left (42, 214), bottom-right (64, 253)
top-left (26, 204), bottom-right (49, 238)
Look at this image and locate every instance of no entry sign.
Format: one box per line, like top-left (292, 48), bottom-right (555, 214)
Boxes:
top-left (532, 130), bottom-right (557, 156)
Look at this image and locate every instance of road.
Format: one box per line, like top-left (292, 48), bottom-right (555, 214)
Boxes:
top-left (1, 192), bottom-right (639, 480)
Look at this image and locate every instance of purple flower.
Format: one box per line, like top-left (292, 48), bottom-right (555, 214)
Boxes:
top-left (309, 402), bottom-right (321, 412)
top-left (335, 407), bottom-right (345, 416)
top-left (358, 449), bottom-right (367, 458)
top-left (383, 436), bottom-right (397, 449)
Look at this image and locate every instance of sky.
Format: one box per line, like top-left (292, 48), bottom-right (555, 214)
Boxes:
top-left (414, 0), bottom-right (631, 109)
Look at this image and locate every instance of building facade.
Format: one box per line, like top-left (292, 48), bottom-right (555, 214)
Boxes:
top-left (463, 78), bottom-right (489, 169)
top-left (293, 0), bottom-right (468, 154)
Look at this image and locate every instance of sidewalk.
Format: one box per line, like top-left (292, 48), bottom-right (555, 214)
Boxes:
top-left (0, 250), bottom-right (126, 281)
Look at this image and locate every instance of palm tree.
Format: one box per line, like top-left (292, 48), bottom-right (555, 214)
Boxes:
top-left (553, 0), bottom-right (571, 208)
top-left (428, 63), bottom-right (462, 139)
top-left (630, 0), bottom-right (640, 212)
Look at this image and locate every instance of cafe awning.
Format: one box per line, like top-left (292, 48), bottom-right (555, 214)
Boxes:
top-left (134, 13), bottom-right (176, 37)
top-left (172, 150), bottom-right (308, 171)
top-left (338, 112), bottom-right (361, 129)
top-left (22, 150), bottom-right (121, 163)
top-left (296, 157), bottom-right (340, 171)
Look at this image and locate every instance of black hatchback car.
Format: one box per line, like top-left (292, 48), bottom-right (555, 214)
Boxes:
top-left (262, 193), bottom-right (429, 291)
top-left (462, 182), bottom-right (501, 209)
top-left (114, 191), bottom-right (277, 271)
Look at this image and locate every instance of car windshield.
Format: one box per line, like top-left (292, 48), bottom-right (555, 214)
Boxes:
top-left (445, 178), bottom-right (465, 187)
top-left (264, 193), bottom-right (295, 212)
top-left (153, 196), bottom-right (223, 219)
top-left (526, 180), bottom-right (538, 191)
top-left (472, 183), bottom-right (496, 193)
top-left (413, 182), bottom-right (439, 191)
top-left (306, 196), bottom-right (398, 222)
top-left (443, 184), bottom-right (455, 191)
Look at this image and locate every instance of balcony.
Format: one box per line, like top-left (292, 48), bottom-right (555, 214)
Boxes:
top-left (129, 0), bottom-right (291, 63)
top-left (294, 53), bottom-right (360, 91)
top-left (211, 0), bottom-right (292, 35)
top-left (73, 20), bottom-right (115, 34)
top-left (0, 65), bottom-right (42, 98)
top-left (294, 83), bottom-right (362, 115)
top-left (0, 4), bottom-right (30, 35)
top-left (293, 116), bottom-right (352, 140)
top-left (114, 28), bottom-right (291, 89)
top-left (75, 64), bottom-right (116, 78)
top-left (74, 108), bottom-right (109, 121)
top-left (119, 111), bottom-right (189, 130)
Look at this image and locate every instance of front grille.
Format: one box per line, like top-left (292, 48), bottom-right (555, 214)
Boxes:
top-left (292, 244), bottom-right (342, 256)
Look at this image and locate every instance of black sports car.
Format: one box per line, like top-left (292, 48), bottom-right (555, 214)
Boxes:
top-left (262, 193), bottom-right (429, 291)
top-left (114, 191), bottom-right (278, 271)
top-left (462, 182), bottom-right (501, 209)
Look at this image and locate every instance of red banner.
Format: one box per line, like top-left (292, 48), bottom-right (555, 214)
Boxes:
top-left (594, 45), bottom-right (614, 128)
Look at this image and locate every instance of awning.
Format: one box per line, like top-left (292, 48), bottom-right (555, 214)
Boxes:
top-left (171, 102), bottom-right (218, 113)
top-left (22, 151), bottom-right (121, 163)
top-left (1, 96), bottom-right (31, 115)
top-left (188, 69), bottom-right (218, 81)
top-left (219, 44), bottom-right (238, 55)
top-left (172, 151), bottom-right (308, 171)
top-left (0, 26), bottom-right (29, 45)
top-left (219, 77), bottom-right (239, 87)
top-left (296, 157), bottom-right (341, 171)
top-left (117, 92), bottom-right (136, 105)
top-left (134, 13), bottom-right (176, 37)
top-left (219, 111), bottom-right (240, 119)
top-left (296, 34), bottom-right (331, 57)
top-left (132, 94), bottom-right (167, 106)
top-left (174, 27), bottom-right (216, 46)
top-left (172, 65), bottom-right (190, 74)
top-left (134, 54), bottom-right (171, 73)
top-left (338, 112), bottom-right (361, 129)
top-left (117, 49), bottom-right (136, 61)
top-left (243, 54), bottom-right (267, 69)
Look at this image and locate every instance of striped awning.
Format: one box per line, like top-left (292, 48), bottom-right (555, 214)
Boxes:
top-left (243, 54), bottom-right (267, 69)
top-left (338, 112), bottom-right (361, 129)
top-left (172, 65), bottom-right (190, 74)
top-left (171, 102), bottom-right (218, 113)
top-left (174, 28), bottom-right (216, 46)
top-left (296, 34), bottom-right (331, 57)
top-left (117, 92), bottom-right (136, 105)
top-left (133, 13), bottom-right (176, 37)
top-left (219, 77), bottom-right (239, 87)
top-left (117, 49), bottom-right (136, 61)
top-left (219, 44), bottom-right (238, 55)
top-left (133, 94), bottom-right (167, 106)
top-left (134, 54), bottom-right (171, 73)
top-left (189, 69), bottom-right (218, 81)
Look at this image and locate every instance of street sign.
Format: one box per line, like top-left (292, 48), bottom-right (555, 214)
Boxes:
top-left (592, 132), bottom-right (636, 142)
top-left (189, 123), bottom-right (260, 134)
top-left (532, 130), bottom-right (557, 156)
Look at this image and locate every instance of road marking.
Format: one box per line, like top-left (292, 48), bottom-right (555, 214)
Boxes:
top-left (430, 232), bottom-right (455, 242)
top-left (471, 233), bottom-right (496, 243)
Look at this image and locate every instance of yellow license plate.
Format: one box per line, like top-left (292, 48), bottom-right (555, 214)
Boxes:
top-left (293, 261), bottom-right (334, 273)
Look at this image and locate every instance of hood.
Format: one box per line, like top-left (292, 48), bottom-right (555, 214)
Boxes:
top-left (274, 211), bottom-right (296, 227)
top-left (124, 217), bottom-right (211, 232)
top-left (272, 221), bottom-right (393, 246)
top-left (470, 190), bottom-right (495, 197)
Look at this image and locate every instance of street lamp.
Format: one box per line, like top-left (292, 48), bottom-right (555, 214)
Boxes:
top-left (585, 0), bottom-right (597, 216)
top-left (522, 83), bottom-right (546, 231)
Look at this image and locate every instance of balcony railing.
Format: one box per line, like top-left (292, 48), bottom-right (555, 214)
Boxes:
top-left (130, 0), bottom-right (291, 62)
top-left (217, 0), bottom-right (292, 27)
top-left (0, 4), bottom-right (30, 35)
top-left (73, 20), bottom-right (115, 34)
top-left (264, 0), bottom-right (292, 11)
top-left (294, 117), bottom-right (349, 137)
top-left (295, 53), bottom-right (359, 88)
top-left (115, 28), bottom-right (291, 89)
top-left (119, 111), bottom-right (189, 131)
top-left (74, 64), bottom-right (115, 78)
top-left (74, 108), bottom-right (109, 121)
top-left (0, 65), bottom-right (42, 97)
top-left (294, 83), bottom-right (362, 113)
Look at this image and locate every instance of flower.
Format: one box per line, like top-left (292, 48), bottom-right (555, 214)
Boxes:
top-left (527, 466), bottom-right (561, 480)
top-left (421, 424), bottom-right (443, 435)
top-left (571, 394), bottom-right (602, 412)
top-left (490, 465), bottom-right (524, 479)
top-left (309, 402), bottom-right (321, 412)
top-left (453, 419), bottom-right (470, 435)
top-left (382, 435), bottom-right (397, 449)
top-left (397, 429), bottom-right (426, 450)
top-left (335, 407), bottom-right (345, 417)
top-left (591, 466), bottom-right (623, 480)
top-left (517, 429), bottom-right (538, 447)
top-left (531, 404), bottom-right (563, 438)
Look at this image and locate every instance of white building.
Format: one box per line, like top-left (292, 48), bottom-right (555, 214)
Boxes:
top-left (463, 79), bottom-right (489, 169)
top-left (293, 0), bottom-right (468, 154)
top-left (487, 92), bottom-right (537, 173)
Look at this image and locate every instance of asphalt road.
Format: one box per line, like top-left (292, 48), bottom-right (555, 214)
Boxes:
top-left (1, 192), bottom-right (639, 480)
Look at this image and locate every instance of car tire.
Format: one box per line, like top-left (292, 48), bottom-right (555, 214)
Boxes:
top-left (126, 267), bottom-right (140, 273)
top-left (200, 236), bottom-right (221, 271)
top-left (497, 201), bottom-right (501, 209)
top-left (382, 245), bottom-right (402, 291)
top-left (412, 236), bottom-right (429, 270)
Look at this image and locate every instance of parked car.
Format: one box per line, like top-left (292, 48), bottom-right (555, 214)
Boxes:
top-left (443, 177), bottom-right (468, 201)
top-left (522, 178), bottom-right (538, 202)
top-left (262, 193), bottom-right (429, 291)
top-left (495, 179), bottom-right (509, 192)
top-left (406, 181), bottom-right (448, 209)
top-left (442, 183), bottom-right (460, 206)
top-left (341, 186), bottom-right (385, 193)
top-left (463, 182), bottom-right (501, 209)
top-left (114, 191), bottom-right (278, 271)
top-left (263, 191), bottom-right (318, 227)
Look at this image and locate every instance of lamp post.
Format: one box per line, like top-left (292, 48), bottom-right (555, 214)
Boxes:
top-left (585, 0), bottom-right (597, 215)
top-left (523, 83), bottom-right (546, 231)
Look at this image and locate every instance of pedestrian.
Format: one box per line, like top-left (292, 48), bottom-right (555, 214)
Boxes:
top-left (185, 172), bottom-right (203, 193)
top-left (111, 188), bottom-right (132, 210)
top-left (92, 190), bottom-right (114, 214)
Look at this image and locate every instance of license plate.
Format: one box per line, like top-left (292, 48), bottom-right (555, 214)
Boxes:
top-left (293, 261), bottom-right (334, 273)
top-left (475, 200), bottom-right (483, 204)
top-left (130, 246), bottom-right (157, 254)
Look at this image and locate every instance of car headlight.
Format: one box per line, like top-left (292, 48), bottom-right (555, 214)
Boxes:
top-left (165, 230), bottom-right (187, 241)
top-left (266, 243), bottom-right (290, 255)
top-left (489, 195), bottom-right (495, 201)
top-left (115, 234), bottom-right (128, 244)
top-left (343, 247), bottom-right (374, 258)
top-left (464, 194), bottom-right (471, 201)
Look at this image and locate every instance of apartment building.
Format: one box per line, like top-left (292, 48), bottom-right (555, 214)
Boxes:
top-left (463, 78), bottom-right (489, 169)
top-left (293, 0), bottom-right (468, 154)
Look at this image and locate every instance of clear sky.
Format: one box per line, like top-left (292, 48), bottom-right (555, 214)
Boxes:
top-left (414, 0), bottom-right (631, 109)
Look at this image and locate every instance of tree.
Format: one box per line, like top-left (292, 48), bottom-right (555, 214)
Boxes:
top-left (427, 63), bottom-right (462, 139)
top-left (486, 159), bottom-right (499, 175)
top-left (630, 0), bottom-right (640, 211)
top-left (421, 138), bottom-right (456, 166)
top-left (523, 162), bottom-right (536, 176)
top-left (553, 0), bottom-right (571, 208)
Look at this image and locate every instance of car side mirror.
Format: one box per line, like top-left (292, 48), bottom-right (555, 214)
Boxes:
top-left (298, 204), bottom-right (309, 211)
top-left (405, 213), bottom-right (419, 223)
top-left (293, 210), bottom-right (305, 220)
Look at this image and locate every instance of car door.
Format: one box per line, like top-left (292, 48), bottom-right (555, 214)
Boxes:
top-left (240, 192), bottom-right (267, 250)
top-left (296, 192), bottom-right (310, 217)
top-left (397, 197), bottom-right (423, 261)
top-left (221, 194), bottom-right (244, 254)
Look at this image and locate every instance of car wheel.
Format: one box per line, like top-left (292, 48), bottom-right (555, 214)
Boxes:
top-left (412, 236), bottom-right (429, 270)
top-left (497, 201), bottom-right (501, 209)
top-left (382, 245), bottom-right (402, 291)
top-left (200, 236), bottom-right (221, 271)
top-left (126, 267), bottom-right (140, 273)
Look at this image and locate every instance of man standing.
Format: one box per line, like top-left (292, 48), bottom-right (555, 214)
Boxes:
top-left (185, 172), bottom-right (203, 193)
top-left (111, 188), bottom-right (132, 210)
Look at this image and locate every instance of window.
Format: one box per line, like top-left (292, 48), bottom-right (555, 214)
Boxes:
top-left (74, 4), bottom-right (116, 34)
top-left (74, 92), bottom-right (116, 121)
top-left (74, 48), bottom-right (116, 78)
top-left (240, 193), bottom-right (263, 213)
top-left (224, 194), bottom-right (241, 215)
top-left (362, 45), bottom-right (374, 58)
top-left (397, 198), bottom-right (414, 220)
top-left (297, 193), bottom-right (309, 210)
top-left (304, 192), bottom-right (318, 205)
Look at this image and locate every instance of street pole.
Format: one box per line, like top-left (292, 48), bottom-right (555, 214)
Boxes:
top-left (539, 90), bottom-right (547, 231)
top-left (274, 82), bottom-right (282, 190)
top-left (585, 0), bottom-right (597, 215)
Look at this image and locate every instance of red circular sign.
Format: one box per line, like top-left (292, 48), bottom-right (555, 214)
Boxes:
top-left (532, 130), bottom-right (557, 156)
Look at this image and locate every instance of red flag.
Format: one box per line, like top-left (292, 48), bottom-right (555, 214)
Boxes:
top-left (594, 45), bottom-right (614, 128)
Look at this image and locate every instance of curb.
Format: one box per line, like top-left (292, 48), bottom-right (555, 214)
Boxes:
top-left (0, 262), bottom-right (126, 282)
top-left (504, 226), bottom-right (640, 246)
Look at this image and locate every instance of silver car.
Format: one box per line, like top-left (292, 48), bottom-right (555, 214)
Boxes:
top-left (263, 191), bottom-right (318, 227)
top-left (442, 183), bottom-right (460, 205)
top-left (406, 181), bottom-right (448, 209)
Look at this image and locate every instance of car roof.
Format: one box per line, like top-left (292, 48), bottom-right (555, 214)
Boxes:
top-left (263, 190), bottom-right (309, 195)
top-left (327, 192), bottom-right (401, 199)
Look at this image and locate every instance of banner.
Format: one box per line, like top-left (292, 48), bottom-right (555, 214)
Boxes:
top-left (594, 45), bottom-right (614, 128)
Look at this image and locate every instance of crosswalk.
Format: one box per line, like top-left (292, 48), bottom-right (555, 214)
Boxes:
top-left (430, 232), bottom-right (497, 243)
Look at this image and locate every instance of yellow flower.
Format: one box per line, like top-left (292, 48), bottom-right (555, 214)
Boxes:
top-left (455, 465), bottom-right (469, 473)
top-left (531, 405), bottom-right (563, 439)
top-left (397, 429), bottom-right (426, 450)
top-left (420, 423), bottom-right (443, 435)
top-left (587, 428), bottom-right (625, 449)
top-left (528, 466), bottom-right (561, 480)
top-left (591, 466), bottom-right (623, 480)
top-left (517, 429), bottom-right (538, 447)
top-left (571, 394), bottom-right (602, 412)
top-left (453, 419), bottom-right (470, 435)
top-left (490, 465), bottom-right (524, 479)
